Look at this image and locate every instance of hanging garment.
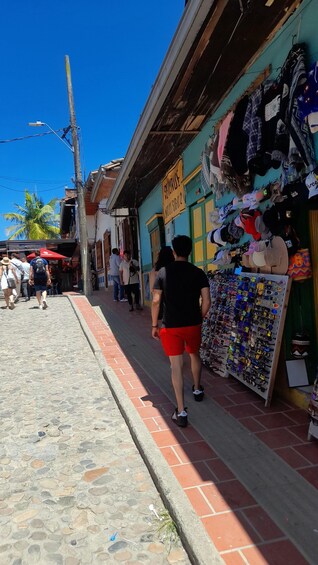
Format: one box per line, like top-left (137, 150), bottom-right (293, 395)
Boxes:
top-left (243, 83), bottom-right (272, 174)
top-left (217, 111), bottom-right (234, 165)
top-left (277, 43), bottom-right (315, 169)
top-left (225, 95), bottom-right (249, 176)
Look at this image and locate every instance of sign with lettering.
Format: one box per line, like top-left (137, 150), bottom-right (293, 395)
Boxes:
top-left (162, 159), bottom-right (185, 224)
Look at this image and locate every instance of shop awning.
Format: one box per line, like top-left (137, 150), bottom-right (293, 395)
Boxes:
top-left (107, 0), bottom-right (303, 210)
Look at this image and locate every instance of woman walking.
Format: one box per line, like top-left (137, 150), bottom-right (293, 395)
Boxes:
top-left (0, 257), bottom-right (18, 309)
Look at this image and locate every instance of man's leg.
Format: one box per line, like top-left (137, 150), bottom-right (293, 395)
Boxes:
top-left (36, 290), bottom-right (42, 306)
top-left (169, 355), bottom-right (185, 414)
top-left (133, 284), bottom-right (142, 309)
top-left (125, 285), bottom-right (133, 310)
top-left (112, 276), bottom-right (119, 301)
top-left (189, 352), bottom-right (202, 390)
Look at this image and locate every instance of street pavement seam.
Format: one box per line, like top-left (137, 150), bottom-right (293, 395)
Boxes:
top-left (69, 295), bottom-right (224, 565)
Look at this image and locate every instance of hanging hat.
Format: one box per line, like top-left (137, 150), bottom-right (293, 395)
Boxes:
top-left (252, 236), bottom-right (289, 275)
top-left (298, 61), bottom-right (318, 133)
top-left (305, 169), bottom-right (318, 199)
top-left (254, 215), bottom-right (272, 240)
top-left (227, 219), bottom-right (244, 241)
top-left (208, 228), bottom-right (227, 247)
top-left (1, 257), bottom-right (10, 266)
top-left (234, 215), bottom-right (244, 229)
top-left (232, 196), bottom-right (244, 210)
top-left (240, 209), bottom-right (262, 240)
top-left (282, 181), bottom-right (309, 206)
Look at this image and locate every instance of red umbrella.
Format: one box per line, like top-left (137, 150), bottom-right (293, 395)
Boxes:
top-left (27, 248), bottom-right (68, 260)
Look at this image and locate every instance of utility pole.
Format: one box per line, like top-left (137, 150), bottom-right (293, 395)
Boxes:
top-left (65, 55), bottom-right (92, 296)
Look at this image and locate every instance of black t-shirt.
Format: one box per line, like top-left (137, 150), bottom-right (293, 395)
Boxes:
top-left (153, 261), bottom-right (209, 328)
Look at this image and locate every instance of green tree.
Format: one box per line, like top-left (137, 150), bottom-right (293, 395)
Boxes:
top-left (3, 190), bottom-right (60, 240)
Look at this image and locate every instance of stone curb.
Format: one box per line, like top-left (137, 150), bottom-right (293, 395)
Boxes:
top-left (69, 296), bottom-right (224, 565)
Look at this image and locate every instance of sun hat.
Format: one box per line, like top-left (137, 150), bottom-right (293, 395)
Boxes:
top-left (252, 236), bottom-right (289, 275)
top-left (227, 219), bottom-right (244, 241)
top-left (1, 257), bottom-right (10, 266)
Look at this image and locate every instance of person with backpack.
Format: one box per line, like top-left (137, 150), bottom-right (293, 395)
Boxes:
top-left (29, 250), bottom-right (51, 309)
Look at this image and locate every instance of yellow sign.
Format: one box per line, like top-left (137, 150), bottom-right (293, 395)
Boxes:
top-left (162, 159), bottom-right (185, 224)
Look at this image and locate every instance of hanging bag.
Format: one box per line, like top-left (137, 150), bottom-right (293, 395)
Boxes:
top-left (287, 248), bottom-right (312, 281)
top-left (4, 270), bottom-right (16, 289)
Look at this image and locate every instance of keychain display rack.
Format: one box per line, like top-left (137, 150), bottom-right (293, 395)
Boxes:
top-left (200, 274), bottom-right (239, 377)
top-left (201, 272), bottom-right (291, 406)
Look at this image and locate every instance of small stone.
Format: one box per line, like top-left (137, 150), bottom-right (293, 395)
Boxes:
top-left (58, 496), bottom-right (75, 506)
top-left (46, 554), bottom-right (63, 564)
top-left (148, 542), bottom-right (165, 554)
top-left (0, 544), bottom-right (12, 553)
top-left (30, 531), bottom-right (47, 540)
top-left (65, 558), bottom-right (80, 565)
top-left (167, 548), bottom-right (187, 563)
top-left (0, 457), bottom-right (10, 465)
top-left (140, 534), bottom-right (154, 543)
top-left (83, 467), bottom-right (109, 482)
top-left (114, 551), bottom-right (133, 562)
top-left (14, 540), bottom-right (28, 551)
top-left (31, 519), bottom-right (45, 528)
top-left (13, 509), bottom-right (39, 523)
top-left (31, 460), bottom-right (45, 469)
top-left (28, 544), bottom-right (41, 561)
top-left (61, 528), bottom-right (73, 535)
top-left (38, 431), bottom-right (46, 437)
top-left (108, 541), bottom-right (128, 553)
top-left (70, 540), bottom-right (77, 546)
top-left (44, 541), bottom-right (61, 552)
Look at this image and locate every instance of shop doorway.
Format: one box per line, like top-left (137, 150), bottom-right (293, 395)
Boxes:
top-left (190, 195), bottom-right (217, 271)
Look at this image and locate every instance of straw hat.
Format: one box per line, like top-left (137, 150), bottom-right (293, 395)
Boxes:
top-left (1, 257), bottom-right (10, 266)
top-left (252, 236), bottom-right (289, 275)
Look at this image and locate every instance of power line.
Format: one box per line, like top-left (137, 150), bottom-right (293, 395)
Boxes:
top-left (0, 129), bottom-right (67, 144)
top-left (0, 183), bottom-right (67, 193)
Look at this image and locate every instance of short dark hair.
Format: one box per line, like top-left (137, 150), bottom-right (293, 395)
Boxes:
top-left (172, 235), bottom-right (192, 258)
top-left (123, 249), bottom-right (131, 256)
top-left (112, 248), bottom-right (119, 254)
top-left (35, 250), bottom-right (40, 256)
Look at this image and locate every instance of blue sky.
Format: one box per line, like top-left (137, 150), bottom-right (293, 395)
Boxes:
top-left (0, 0), bottom-right (185, 239)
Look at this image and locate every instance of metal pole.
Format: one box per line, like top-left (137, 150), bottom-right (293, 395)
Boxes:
top-left (65, 55), bottom-right (92, 296)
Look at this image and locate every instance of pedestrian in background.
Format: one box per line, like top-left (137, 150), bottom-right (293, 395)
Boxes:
top-left (29, 250), bottom-right (51, 309)
top-left (119, 250), bottom-right (142, 312)
top-left (10, 252), bottom-right (24, 302)
top-left (151, 235), bottom-right (211, 428)
top-left (21, 255), bottom-right (31, 301)
top-left (109, 248), bottom-right (126, 302)
top-left (149, 246), bottom-right (175, 322)
top-left (0, 257), bottom-right (18, 310)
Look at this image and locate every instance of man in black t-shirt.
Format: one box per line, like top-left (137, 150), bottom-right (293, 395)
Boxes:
top-left (152, 235), bottom-right (211, 428)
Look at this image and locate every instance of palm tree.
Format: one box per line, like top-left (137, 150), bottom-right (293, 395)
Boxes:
top-left (3, 190), bottom-right (60, 240)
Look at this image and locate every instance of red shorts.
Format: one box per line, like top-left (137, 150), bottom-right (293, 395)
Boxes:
top-left (160, 325), bottom-right (202, 356)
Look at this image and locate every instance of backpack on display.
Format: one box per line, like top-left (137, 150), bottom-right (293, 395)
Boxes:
top-left (34, 258), bottom-right (45, 274)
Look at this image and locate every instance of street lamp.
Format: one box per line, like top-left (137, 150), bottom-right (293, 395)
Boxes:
top-left (28, 121), bottom-right (73, 152)
top-left (28, 109), bottom-right (92, 296)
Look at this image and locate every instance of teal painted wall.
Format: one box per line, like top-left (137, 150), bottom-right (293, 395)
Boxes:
top-left (138, 183), bottom-right (162, 269)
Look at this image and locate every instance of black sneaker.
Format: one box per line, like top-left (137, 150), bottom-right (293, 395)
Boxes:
top-left (171, 408), bottom-right (188, 428)
top-left (129, 306), bottom-right (134, 312)
top-left (192, 385), bottom-right (204, 402)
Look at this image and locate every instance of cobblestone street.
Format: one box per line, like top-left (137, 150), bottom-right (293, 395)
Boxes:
top-left (0, 296), bottom-right (190, 565)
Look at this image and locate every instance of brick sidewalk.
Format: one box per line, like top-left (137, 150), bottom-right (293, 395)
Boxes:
top-left (70, 290), bottom-right (317, 565)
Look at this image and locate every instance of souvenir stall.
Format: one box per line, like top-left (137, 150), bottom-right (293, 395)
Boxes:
top-left (200, 44), bottom-right (318, 416)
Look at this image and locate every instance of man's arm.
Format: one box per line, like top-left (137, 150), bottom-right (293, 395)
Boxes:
top-left (45, 263), bottom-right (51, 284)
top-left (29, 264), bottom-right (34, 284)
top-left (200, 287), bottom-right (211, 319)
top-left (151, 289), bottom-right (162, 339)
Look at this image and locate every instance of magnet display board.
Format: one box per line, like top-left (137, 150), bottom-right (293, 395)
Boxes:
top-left (201, 273), bottom-right (291, 406)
